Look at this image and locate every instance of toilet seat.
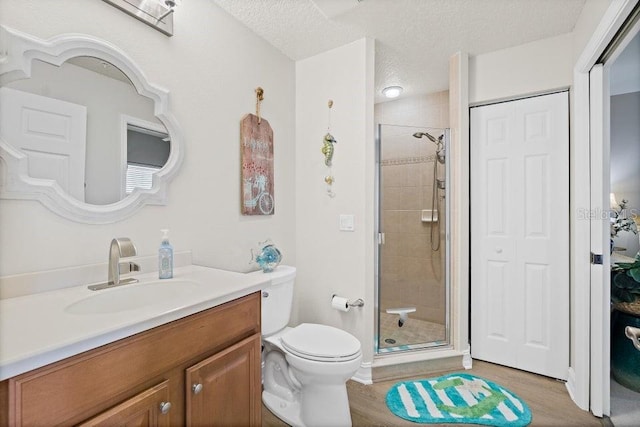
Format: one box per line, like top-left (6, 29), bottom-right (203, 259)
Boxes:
top-left (281, 323), bottom-right (361, 362)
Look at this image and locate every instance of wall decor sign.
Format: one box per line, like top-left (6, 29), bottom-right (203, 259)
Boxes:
top-left (241, 110), bottom-right (274, 215)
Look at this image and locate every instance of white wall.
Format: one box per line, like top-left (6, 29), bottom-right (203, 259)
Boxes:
top-left (294, 38), bottom-right (376, 366)
top-left (469, 33), bottom-right (573, 105)
top-left (0, 0), bottom-right (296, 276)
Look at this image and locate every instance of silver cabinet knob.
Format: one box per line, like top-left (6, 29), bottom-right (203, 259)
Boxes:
top-left (159, 401), bottom-right (171, 415)
top-left (262, 291), bottom-right (269, 298)
top-left (192, 383), bottom-right (203, 394)
top-left (495, 247), bottom-right (503, 253)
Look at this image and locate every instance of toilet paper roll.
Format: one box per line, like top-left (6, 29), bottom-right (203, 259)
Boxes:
top-left (331, 295), bottom-right (351, 312)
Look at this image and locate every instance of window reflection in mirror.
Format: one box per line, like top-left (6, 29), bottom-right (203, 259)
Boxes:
top-left (1, 56), bottom-right (170, 205)
top-left (125, 122), bottom-right (170, 196)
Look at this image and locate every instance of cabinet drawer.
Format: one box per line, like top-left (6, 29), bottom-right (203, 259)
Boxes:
top-left (78, 380), bottom-right (171, 427)
top-left (7, 292), bottom-right (260, 426)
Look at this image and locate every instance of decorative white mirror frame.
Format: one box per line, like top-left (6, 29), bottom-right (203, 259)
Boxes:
top-left (0, 26), bottom-right (183, 224)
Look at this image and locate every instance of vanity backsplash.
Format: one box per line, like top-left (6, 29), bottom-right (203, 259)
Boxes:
top-left (0, 251), bottom-right (192, 300)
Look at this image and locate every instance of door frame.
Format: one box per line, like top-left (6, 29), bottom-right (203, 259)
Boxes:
top-left (571, 0), bottom-right (639, 414)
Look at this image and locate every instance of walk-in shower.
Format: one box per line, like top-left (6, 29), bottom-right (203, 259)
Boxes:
top-left (375, 124), bottom-right (450, 354)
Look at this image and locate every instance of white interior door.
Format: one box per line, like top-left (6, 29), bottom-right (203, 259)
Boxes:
top-left (0, 87), bottom-right (87, 201)
top-left (470, 91), bottom-right (569, 380)
top-left (588, 63), bottom-right (610, 417)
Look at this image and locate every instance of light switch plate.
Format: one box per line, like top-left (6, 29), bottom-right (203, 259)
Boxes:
top-left (339, 214), bottom-right (355, 231)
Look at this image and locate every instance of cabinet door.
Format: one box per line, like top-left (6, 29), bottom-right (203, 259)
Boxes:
top-left (186, 334), bottom-right (261, 427)
top-left (78, 380), bottom-right (172, 427)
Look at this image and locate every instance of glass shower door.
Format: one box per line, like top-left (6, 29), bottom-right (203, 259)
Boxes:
top-left (376, 124), bottom-right (450, 353)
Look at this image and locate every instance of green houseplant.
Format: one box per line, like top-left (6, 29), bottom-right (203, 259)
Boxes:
top-left (610, 198), bottom-right (640, 392)
top-left (612, 257), bottom-right (640, 305)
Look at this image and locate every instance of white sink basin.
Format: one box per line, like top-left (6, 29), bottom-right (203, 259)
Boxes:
top-left (65, 280), bottom-right (202, 315)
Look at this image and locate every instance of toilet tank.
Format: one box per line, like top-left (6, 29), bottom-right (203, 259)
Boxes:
top-left (252, 265), bottom-right (296, 337)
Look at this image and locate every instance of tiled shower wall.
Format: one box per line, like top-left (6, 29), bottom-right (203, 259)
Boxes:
top-left (375, 91), bottom-right (449, 326)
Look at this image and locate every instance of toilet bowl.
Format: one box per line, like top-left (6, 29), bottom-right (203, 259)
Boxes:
top-left (255, 266), bottom-right (362, 427)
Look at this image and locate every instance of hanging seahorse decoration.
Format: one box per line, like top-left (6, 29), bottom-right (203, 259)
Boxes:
top-left (323, 99), bottom-right (336, 197)
top-left (322, 132), bottom-right (337, 166)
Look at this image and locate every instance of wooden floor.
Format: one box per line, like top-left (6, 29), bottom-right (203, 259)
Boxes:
top-left (262, 360), bottom-right (609, 426)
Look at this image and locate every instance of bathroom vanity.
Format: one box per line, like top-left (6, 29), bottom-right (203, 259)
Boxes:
top-left (0, 265), bottom-right (267, 426)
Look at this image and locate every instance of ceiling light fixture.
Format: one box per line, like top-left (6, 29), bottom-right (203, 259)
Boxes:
top-left (382, 86), bottom-right (403, 99)
top-left (103, 0), bottom-right (178, 36)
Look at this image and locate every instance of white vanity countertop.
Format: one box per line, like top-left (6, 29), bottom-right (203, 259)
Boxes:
top-left (0, 265), bottom-right (270, 381)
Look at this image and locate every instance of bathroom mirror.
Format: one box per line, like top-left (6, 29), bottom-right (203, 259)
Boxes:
top-left (0, 26), bottom-right (183, 223)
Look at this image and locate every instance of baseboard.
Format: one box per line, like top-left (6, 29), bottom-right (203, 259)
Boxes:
top-left (351, 361), bottom-right (373, 384)
top-left (371, 349), bottom-right (465, 382)
top-left (462, 349), bottom-right (472, 369)
top-left (566, 367), bottom-right (578, 407)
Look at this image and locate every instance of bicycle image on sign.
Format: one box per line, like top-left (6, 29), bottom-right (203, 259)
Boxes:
top-left (243, 174), bottom-right (274, 215)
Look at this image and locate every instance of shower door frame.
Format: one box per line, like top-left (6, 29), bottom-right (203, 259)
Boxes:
top-left (374, 124), bottom-right (452, 355)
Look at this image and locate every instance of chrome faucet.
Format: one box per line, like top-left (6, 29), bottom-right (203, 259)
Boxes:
top-left (89, 238), bottom-right (141, 291)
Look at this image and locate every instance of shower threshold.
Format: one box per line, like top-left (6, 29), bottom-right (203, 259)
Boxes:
top-left (372, 346), bottom-right (462, 382)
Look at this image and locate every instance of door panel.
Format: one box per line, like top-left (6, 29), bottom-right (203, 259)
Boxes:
top-left (0, 87), bottom-right (87, 201)
top-left (471, 92), bottom-right (569, 380)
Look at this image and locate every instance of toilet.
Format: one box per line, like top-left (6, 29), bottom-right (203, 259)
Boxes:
top-left (255, 265), bottom-right (362, 427)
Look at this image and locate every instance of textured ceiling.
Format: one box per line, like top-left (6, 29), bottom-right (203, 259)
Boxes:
top-left (212, 0), bottom-right (587, 103)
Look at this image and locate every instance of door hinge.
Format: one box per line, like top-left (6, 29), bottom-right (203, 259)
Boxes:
top-left (590, 252), bottom-right (604, 265)
top-left (378, 232), bottom-right (385, 245)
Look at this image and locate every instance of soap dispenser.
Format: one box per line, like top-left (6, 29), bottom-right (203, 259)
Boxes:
top-left (158, 229), bottom-right (173, 279)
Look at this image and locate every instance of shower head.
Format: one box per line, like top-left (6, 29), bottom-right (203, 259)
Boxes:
top-left (412, 132), bottom-right (437, 143)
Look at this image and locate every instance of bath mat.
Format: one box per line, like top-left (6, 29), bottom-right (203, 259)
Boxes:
top-left (386, 373), bottom-right (531, 426)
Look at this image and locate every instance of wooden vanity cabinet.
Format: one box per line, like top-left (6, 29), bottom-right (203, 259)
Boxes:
top-left (0, 292), bottom-right (261, 427)
top-left (186, 334), bottom-right (261, 426)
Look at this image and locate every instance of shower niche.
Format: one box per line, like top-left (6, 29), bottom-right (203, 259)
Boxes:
top-left (375, 124), bottom-right (450, 354)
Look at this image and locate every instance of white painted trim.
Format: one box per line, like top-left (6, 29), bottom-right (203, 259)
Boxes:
top-left (120, 115), bottom-right (129, 200)
top-left (571, 0), bottom-right (639, 413)
top-left (0, 25), bottom-right (184, 224)
top-left (575, 0), bottom-right (639, 73)
top-left (589, 63), bottom-right (609, 418)
top-left (566, 367), bottom-right (578, 405)
top-left (571, 71), bottom-right (592, 411)
top-left (372, 348), bottom-right (464, 368)
top-left (462, 350), bottom-right (472, 370)
top-left (468, 87), bottom-right (571, 108)
top-left (449, 52), bottom-right (470, 356)
top-left (352, 362), bottom-right (373, 385)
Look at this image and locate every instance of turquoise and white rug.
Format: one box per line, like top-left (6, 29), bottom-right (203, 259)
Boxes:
top-left (386, 373), bottom-right (532, 426)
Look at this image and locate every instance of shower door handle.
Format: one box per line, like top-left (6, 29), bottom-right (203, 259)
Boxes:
top-left (378, 233), bottom-right (385, 245)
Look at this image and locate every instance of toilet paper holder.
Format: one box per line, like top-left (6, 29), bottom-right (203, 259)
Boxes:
top-left (332, 294), bottom-right (365, 307)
